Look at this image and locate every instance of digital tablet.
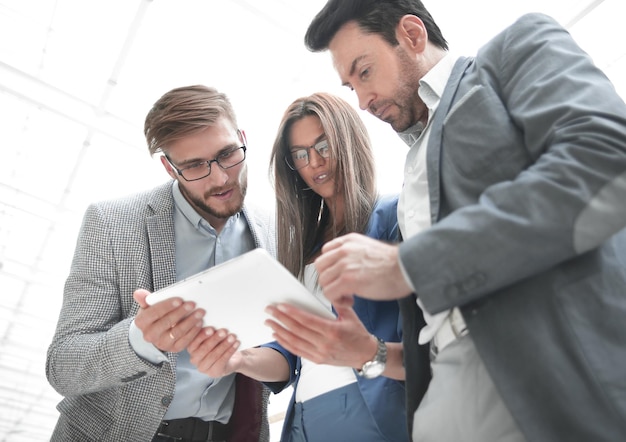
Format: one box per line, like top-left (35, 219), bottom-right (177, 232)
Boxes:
top-left (146, 248), bottom-right (335, 349)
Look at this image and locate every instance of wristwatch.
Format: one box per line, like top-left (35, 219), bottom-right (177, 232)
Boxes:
top-left (357, 336), bottom-right (387, 379)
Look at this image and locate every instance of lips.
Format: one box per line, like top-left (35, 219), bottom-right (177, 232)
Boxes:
top-left (313, 172), bottom-right (329, 184)
top-left (370, 100), bottom-right (393, 121)
top-left (375, 104), bottom-right (391, 121)
top-left (211, 188), bottom-right (234, 199)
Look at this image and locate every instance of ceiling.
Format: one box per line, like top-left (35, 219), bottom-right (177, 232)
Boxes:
top-left (1, 0), bottom-right (625, 440)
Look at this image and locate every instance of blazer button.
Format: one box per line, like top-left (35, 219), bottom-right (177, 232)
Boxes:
top-left (161, 395), bottom-right (172, 407)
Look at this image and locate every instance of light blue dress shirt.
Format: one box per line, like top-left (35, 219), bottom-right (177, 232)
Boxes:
top-left (129, 181), bottom-right (255, 422)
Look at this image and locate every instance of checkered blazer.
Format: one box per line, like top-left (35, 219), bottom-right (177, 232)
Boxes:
top-left (46, 181), bottom-right (275, 441)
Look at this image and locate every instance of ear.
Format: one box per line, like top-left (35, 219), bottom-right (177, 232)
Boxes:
top-left (160, 155), bottom-right (178, 180)
top-left (396, 15), bottom-right (428, 54)
top-left (239, 129), bottom-right (247, 146)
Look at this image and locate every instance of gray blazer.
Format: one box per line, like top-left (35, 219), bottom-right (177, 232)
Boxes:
top-left (399, 13), bottom-right (626, 441)
top-left (46, 181), bottom-right (276, 441)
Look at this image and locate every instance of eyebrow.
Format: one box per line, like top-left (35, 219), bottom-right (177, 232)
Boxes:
top-left (174, 143), bottom-right (240, 166)
top-left (342, 55), bottom-right (368, 87)
top-left (290, 133), bottom-right (327, 150)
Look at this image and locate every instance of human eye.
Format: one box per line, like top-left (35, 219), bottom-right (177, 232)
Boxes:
top-left (359, 67), bottom-right (370, 80)
top-left (218, 147), bottom-right (238, 160)
top-left (292, 149), bottom-right (308, 161)
top-left (316, 140), bottom-right (330, 156)
top-left (182, 161), bottom-right (206, 171)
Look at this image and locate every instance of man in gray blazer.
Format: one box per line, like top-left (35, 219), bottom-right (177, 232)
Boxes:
top-left (302, 1), bottom-right (626, 441)
top-left (46, 85), bottom-right (275, 441)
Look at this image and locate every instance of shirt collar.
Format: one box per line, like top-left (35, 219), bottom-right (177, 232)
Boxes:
top-left (398, 52), bottom-right (458, 146)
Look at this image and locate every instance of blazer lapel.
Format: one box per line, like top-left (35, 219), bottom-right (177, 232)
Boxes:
top-left (147, 186), bottom-right (177, 292)
top-left (426, 56), bottom-right (473, 223)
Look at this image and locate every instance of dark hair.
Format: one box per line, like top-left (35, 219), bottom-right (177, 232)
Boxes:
top-left (144, 85), bottom-right (238, 156)
top-left (305, 0), bottom-right (448, 52)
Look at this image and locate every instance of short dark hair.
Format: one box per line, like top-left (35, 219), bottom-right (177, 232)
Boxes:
top-left (305, 0), bottom-right (448, 52)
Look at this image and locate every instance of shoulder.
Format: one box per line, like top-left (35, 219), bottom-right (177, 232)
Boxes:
top-left (511, 12), bottom-right (560, 30)
top-left (366, 194), bottom-right (399, 241)
top-left (374, 194), bottom-right (399, 212)
top-left (492, 12), bottom-right (562, 42)
top-left (243, 201), bottom-right (277, 254)
top-left (243, 201), bottom-right (275, 229)
top-left (480, 12), bottom-right (566, 56)
top-left (86, 182), bottom-right (173, 219)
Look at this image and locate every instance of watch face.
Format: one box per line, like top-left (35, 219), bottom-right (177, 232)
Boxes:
top-left (362, 361), bottom-right (385, 379)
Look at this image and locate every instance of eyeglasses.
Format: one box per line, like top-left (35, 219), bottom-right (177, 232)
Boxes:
top-left (165, 145), bottom-right (246, 181)
top-left (285, 139), bottom-right (330, 170)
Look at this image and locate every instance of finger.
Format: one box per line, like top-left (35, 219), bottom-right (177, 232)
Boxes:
top-left (143, 300), bottom-right (197, 347)
top-left (315, 249), bottom-right (351, 301)
top-left (188, 327), bottom-right (216, 353)
top-left (191, 328), bottom-right (236, 356)
top-left (265, 304), bottom-right (327, 343)
top-left (265, 318), bottom-right (319, 359)
top-left (135, 297), bottom-right (183, 327)
top-left (168, 309), bottom-right (205, 352)
top-left (189, 328), bottom-right (226, 364)
top-left (320, 235), bottom-right (345, 254)
top-left (267, 303), bottom-right (331, 331)
top-left (265, 311), bottom-right (339, 362)
top-left (135, 298), bottom-right (187, 342)
top-left (316, 259), bottom-right (359, 306)
top-left (194, 331), bottom-right (239, 372)
top-left (328, 294), bottom-right (355, 308)
top-left (133, 289), bottom-right (151, 308)
top-left (158, 300), bottom-right (198, 335)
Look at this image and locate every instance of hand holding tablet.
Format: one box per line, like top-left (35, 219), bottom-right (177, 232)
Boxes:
top-left (146, 248), bottom-right (335, 349)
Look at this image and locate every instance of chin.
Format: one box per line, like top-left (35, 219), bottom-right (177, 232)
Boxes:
top-left (215, 198), bottom-right (245, 218)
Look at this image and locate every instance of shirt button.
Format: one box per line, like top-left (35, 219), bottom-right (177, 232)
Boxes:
top-left (407, 210), bottom-right (415, 218)
top-left (161, 395), bottom-right (172, 407)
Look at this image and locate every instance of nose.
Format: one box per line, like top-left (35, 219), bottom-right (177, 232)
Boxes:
top-left (209, 163), bottom-right (230, 185)
top-left (307, 148), bottom-right (326, 168)
top-left (355, 86), bottom-right (373, 111)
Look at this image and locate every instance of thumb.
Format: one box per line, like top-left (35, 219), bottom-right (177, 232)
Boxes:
top-left (133, 288), bottom-right (151, 308)
top-left (333, 304), bottom-right (358, 321)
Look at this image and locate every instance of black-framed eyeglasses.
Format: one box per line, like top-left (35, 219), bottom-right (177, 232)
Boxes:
top-left (165, 145), bottom-right (247, 181)
top-left (285, 139), bottom-right (330, 171)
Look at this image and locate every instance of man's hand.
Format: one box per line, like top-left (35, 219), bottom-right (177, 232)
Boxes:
top-left (265, 303), bottom-right (377, 369)
top-left (133, 289), bottom-right (205, 353)
top-left (315, 232), bottom-right (412, 305)
top-left (188, 328), bottom-right (290, 382)
top-left (188, 327), bottom-right (241, 377)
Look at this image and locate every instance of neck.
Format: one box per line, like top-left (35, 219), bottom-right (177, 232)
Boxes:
top-left (324, 194), bottom-right (345, 232)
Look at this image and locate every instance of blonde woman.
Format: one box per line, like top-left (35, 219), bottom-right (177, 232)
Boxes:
top-left (266, 92), bottom-right (409, 441)
top-left (188, 93), bottom-right (411, 441)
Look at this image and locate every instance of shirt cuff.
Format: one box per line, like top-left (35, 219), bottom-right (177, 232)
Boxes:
top-left (129, 319), bottom-right (169, 364)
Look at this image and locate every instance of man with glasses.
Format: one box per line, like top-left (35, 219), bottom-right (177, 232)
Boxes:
top-left (46, 85), bottom-right (275, 442)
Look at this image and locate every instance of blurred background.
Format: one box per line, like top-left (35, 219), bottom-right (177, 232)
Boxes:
top-left (1, 0), bottom-right (624, 440)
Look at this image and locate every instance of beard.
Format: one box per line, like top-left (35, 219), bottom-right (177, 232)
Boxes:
top-left (180, 170), bottom-right (248, 222)
top-left (382, 47), bottom-right (425, 132)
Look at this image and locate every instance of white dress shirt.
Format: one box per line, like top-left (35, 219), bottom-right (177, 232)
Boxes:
top-left (397, 53), bottom-right (460, 344)
top-left (295, 264), bottom-right (356, 402)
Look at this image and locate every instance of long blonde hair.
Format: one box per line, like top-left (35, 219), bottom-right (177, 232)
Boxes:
top-left (269, 92), bottom-right (377, 280)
